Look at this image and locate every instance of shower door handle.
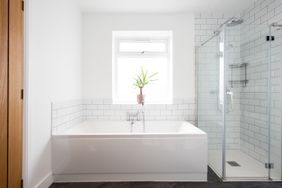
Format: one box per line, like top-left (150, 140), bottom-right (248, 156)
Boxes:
top-left (226, 90), bottom-right (233, 111)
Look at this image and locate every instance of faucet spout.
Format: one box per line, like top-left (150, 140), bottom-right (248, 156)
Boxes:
top-left (126, 106), bottom-right (146, 132)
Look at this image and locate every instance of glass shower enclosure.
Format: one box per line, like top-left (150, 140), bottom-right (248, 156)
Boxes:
top-left (197, 17), bottom-right (282, 180)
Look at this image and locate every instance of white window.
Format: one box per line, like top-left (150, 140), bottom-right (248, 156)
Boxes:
top-left (112, 31), bottom-right (173, 104)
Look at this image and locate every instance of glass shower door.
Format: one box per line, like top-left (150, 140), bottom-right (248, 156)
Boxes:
top-left (269, 24), bottom-right (282, 180)
top-left (223, 23), bottom-right (269, 179)
top-left (197, 33), bottom-right (224, 178)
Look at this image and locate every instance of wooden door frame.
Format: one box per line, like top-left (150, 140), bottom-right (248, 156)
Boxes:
top-left (0, 0), bottom-right (24, 187)
top-left (0, 0), bottom-right (9, 187)
top-left (8, 0), bottom-right (24, 187)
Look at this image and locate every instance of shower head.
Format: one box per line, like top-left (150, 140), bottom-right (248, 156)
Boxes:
top-left (226, 18), bottom-right (244, 27)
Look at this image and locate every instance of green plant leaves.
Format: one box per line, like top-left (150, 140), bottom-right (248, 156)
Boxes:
top-left (133, 67), bottom-right (158, 89)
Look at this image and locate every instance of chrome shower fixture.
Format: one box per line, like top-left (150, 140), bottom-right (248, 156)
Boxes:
top-left (226, 18), bottom-right (244, 27)
top-left (270, 22), bottom-right (282, 27)
top-left (201, 17), bottom-right (244, 46)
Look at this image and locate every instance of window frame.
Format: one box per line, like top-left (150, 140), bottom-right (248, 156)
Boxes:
top-left (112, 31), bottom-right (173, 104)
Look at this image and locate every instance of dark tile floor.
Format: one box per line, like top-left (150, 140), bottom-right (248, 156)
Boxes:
top-left (50, 168), bottom-right (282, 188)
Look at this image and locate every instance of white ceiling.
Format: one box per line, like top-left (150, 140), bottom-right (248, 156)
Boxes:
top-left (78, 0), bottom-right (256, 14)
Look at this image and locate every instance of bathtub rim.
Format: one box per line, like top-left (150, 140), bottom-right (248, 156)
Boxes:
top-left (52, 133), bottom-right (207, 139)
top-left (52, 120), bottom-right (207, 137)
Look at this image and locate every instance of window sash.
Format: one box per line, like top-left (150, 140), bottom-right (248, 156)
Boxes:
top-left (116, 38), bottom-right (169, 56)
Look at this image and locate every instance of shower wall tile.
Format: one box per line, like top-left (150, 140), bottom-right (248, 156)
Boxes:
top-left (240, 0), bottom-right (282, 170)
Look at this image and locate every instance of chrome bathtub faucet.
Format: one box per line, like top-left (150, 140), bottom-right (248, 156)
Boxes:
top-left (126, 111), bottom-right (140, 133)
top-left (126, 109), bottom-right (145, 132)
top-left (126, 111), bottom-right (140, 125)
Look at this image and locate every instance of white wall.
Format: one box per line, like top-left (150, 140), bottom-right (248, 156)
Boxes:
top-left (82, 13), bottom-right (195, 101)
top-left (25, 0), bottom-right (82, 187)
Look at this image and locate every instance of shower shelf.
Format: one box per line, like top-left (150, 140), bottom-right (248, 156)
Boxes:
top-left (229, 63), bottom-right (248, 68)
top-left (229, 63), bottom-right (248, 87)
top-left (228, 80), bottom-right (248, 84)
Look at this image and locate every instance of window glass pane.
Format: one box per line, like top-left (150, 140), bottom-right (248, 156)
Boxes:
top-left (119, 42), bottom-right (166, 53)
top-left (116, 57), bottom-right (171, 104)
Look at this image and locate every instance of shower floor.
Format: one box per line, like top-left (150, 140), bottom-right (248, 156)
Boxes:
top-left (209, 150), bottom-right (269, 179)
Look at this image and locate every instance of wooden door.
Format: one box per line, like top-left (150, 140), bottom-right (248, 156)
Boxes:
top-left (8, 0), bottom-right (23, 187)
top-left (0, 0), bottom-right (23, 187)
top-left (0, 0), bottom-right (9, 187)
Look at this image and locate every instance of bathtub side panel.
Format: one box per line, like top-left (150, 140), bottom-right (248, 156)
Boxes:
top-left (52, 135), bottom-right (207, 181)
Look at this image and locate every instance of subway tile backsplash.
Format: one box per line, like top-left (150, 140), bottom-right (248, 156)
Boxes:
top-left (51, 100), bottom-right (85, 134)
top-left (52, 98), bottom-right (196, 134)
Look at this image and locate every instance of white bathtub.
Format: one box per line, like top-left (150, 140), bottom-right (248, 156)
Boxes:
top-left (52, 121), bottom-right (207, 182)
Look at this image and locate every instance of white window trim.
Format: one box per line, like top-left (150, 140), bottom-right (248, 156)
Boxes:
top-left (116, 38), bottom-right (169, 57)
top-left (112, 31), bottom-right (173, 104)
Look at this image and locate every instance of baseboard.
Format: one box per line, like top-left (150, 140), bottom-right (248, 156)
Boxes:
top-left (34, 173), bottom-right (53, 188)
top-left (53, 173), bottom-right (207, 182)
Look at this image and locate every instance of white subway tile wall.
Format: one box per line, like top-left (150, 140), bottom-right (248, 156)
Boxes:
top-left (84, 98), bottom-right (195, 121)
top-left (51, 100), bottom-right (85, 133)
top-left (240, 0), bottom-right (282, 173)
top-left (51, 98), bottom-right (196, 134)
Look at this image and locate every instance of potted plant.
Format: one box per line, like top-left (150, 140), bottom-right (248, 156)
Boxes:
top-left (133, 67), bottom-right (157, 105)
